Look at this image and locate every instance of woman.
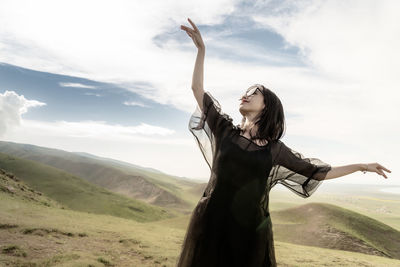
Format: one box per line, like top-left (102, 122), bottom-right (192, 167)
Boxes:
top-left (178, 18), bottom-right (391, 267)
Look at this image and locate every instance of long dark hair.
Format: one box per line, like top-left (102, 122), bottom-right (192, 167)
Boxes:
top-left (237, 84), bottom-right (286, 142)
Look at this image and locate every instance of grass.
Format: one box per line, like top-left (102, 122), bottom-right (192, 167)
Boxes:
top-left (0, 192), bottom-right (183, 266)
top-left (1, 149), bottom-right (400, 266)
top-left (2, 192), bottom-right (400, 266)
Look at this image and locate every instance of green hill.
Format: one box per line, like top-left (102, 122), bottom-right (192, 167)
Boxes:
top-left (0, 140), bottom-right (204, 212)
top-left (0, 167), bottom-right (62, 209)
top-left (272, 202), bottom-right (400, 259)
top-left (0, 153), bottom-right (176, 222)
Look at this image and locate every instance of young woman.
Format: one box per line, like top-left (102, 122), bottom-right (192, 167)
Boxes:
top-left (178, 18), bottom-right (391, 267)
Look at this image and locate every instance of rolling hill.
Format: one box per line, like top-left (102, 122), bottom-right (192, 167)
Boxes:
top-left (0, 154), bottom-right (176, 222)
top-left (0, 140), bottom-right (205, 213)
top-left (271, 202), bottom-right (400, 259)
top-left (2, 181), bottom-right (400, 266)
top-left (0, 167), bottom-right (62, 209)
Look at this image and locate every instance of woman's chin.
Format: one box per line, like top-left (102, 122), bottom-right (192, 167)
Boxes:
top-left (239, 107), bottom-right (247, 115)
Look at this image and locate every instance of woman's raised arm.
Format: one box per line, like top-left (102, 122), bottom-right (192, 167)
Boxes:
top-left (180, 18), bottom-right (206, 111)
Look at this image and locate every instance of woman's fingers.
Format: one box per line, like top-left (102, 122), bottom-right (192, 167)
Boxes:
top-left (376, 163), bottom-right (391, 179)
top-left (375, 166), bottom-right (388, 178)
top-left (188, 18), bottom-right (199, 32)
top-left (180, 18), bottom-right (200, 34)
top-left (180, 18), bottom-right (205, 49)
top-left (379, 164), bottom-right (391, 173)
top-left (180, 25), bottom-right (194, 34)
top-left (181, 25), bottom-right (195, 39)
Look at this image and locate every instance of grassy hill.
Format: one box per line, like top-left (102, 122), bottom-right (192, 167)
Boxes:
top-left (0, 167), bottom-right (62, 209)
top-left (269, 184), bottom-right (400, 233)
top-left (0, 140), bottom-right (204, 213)
top-left (272, 202), bottom-right (400, 259)
top-left (0, 154), bottom-right (176, 222)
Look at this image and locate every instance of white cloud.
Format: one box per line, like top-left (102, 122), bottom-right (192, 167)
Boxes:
top-left (0, 0), bottom-right (397, 182)
top-left (253, 0), bottom-right (400, 83)
top-left (0, 0), bottom-right (240, 105)
top-left (0, 90), bottom-right (46, 136)
top-left (0, 90), bottom-right (173, 140)
top-left (59, 82), bottom-right (97, 89)
top-left (21, 119), bottom-right (175, 139)
top-left (84, 92), bottom-right (102, 97)
top-left (123, 101), bottom-right (151, 108)
top-left (244, 0), bottom-right (400, 147)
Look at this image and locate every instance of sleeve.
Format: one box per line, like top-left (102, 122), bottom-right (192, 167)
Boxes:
top-left (188, 90), bottom-right (234, 171)
top-left (269, 140), bottom-right (332, 198)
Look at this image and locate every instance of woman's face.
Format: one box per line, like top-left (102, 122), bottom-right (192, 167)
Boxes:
top-left (239, 85), bottom-right (265, 117)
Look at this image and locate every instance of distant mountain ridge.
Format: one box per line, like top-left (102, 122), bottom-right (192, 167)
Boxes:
top-left (71, 151), bottom-right (165, 175)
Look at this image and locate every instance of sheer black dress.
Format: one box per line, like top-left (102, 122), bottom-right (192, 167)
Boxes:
top-left (176, 91), bottom-right (332, 267)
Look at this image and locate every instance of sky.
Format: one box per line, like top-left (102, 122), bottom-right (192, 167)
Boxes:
top-left (0, 0), bottom-right (398, 186)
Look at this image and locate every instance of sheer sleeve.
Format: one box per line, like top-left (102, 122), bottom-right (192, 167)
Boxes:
top-left (269, 140), bottom-right (332, 198)
top-left (188, 90), bottom-right (234, 171)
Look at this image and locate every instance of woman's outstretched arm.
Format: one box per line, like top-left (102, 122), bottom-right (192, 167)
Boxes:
top-left (191, 49), bottom-right (205, 110)
top-left (324, 163), bottom-right (391, 180)
top-left (180, 18), bottom-right (206, 111)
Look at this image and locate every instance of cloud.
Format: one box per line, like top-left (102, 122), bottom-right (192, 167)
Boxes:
top-left (252, 0), bottom-right (400, 84)
top-left (59, 82), bottom-right (97, 89)
top-left (84, 92), bottom-right (102, 97)
top-left (0, 0), bottom-right (241, 109)
top-left (0, 90), bottom-right (46, 136)
top-left (246, 0), bottom-right (400, 143)
top-left (0, 0), bottom-right (398, 181)
top-left (0, 90), bottom-right (171, 141)
top-left (1, 0), bottom-right (397, 123)
top-left (21, 119), bottom-right (176, 140)
top-left (123, 101), bottom-right (151, 108)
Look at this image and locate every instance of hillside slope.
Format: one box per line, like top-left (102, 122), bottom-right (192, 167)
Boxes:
top-left (0, 168), bottom-right (62, 209)
top-left (0, 153), bottom-right (176, 222)
top-left (272, 202), bottom-right (400, 259)
top-left (0, 141), bottom-right (203, 211)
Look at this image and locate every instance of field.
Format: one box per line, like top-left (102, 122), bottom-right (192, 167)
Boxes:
top-left (1, 183), bottom-right (400, 266)
top-left (0, 144), bottom-right (399, 266)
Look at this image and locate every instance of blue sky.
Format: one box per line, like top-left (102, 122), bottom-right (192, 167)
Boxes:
top-left (0, 63), bottom-right (186, 129)
top-left (0, 0), bottom-right (398, 185)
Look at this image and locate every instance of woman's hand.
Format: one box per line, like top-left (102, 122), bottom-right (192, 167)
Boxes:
top-left (362, 163), bottom-right (391, 178)
top-left (180, 18), bottom-right (205, 50)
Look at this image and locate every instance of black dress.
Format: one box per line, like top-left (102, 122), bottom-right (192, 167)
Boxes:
top-left (176, 91), bottom-right (332, 267)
